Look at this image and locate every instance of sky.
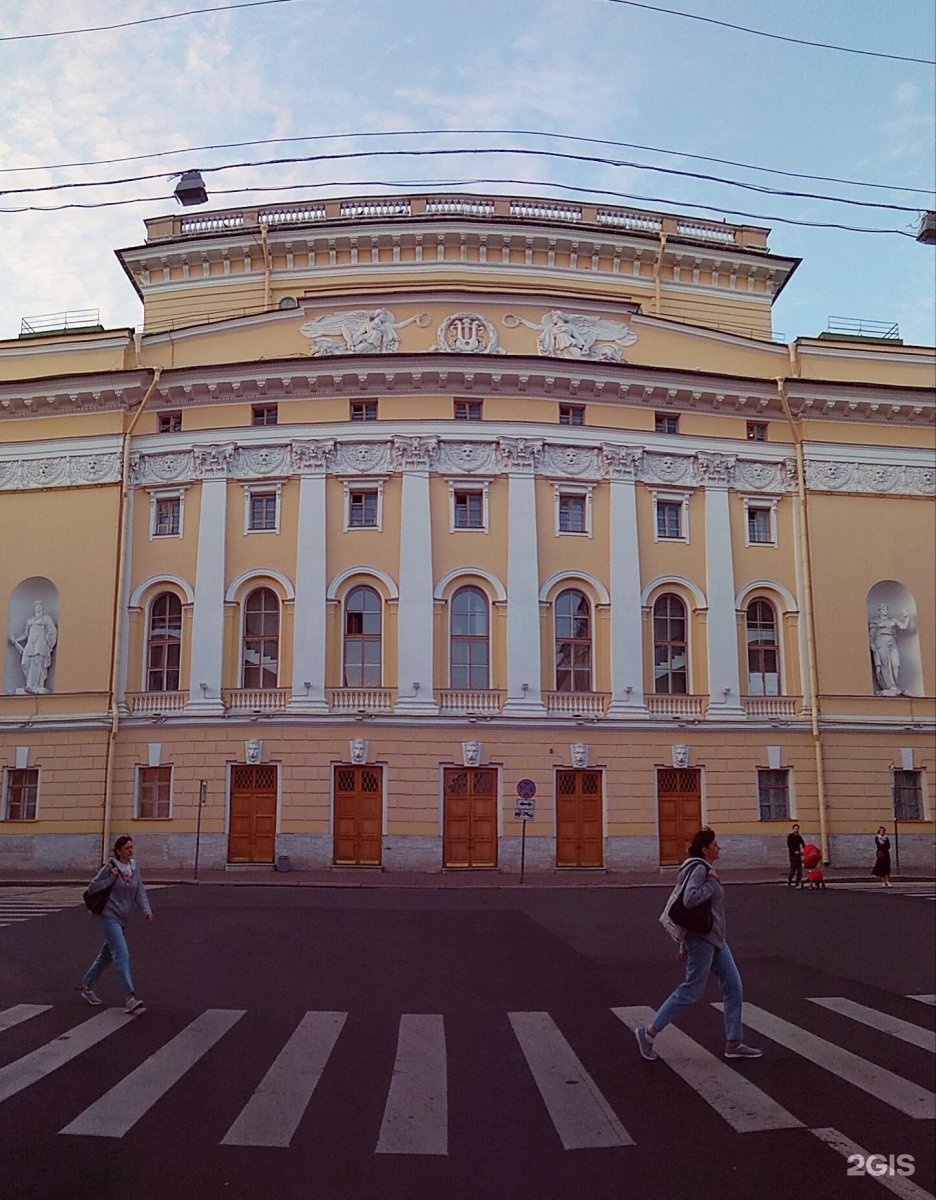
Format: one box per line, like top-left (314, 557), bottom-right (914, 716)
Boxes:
top-left (0, 0), bottom-right (934, 347)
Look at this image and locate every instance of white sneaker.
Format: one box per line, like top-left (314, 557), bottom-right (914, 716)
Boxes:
top-left (80, 986), bottom-right (102, 1006)
top-left (125, 996), bottom-right (146, 1015)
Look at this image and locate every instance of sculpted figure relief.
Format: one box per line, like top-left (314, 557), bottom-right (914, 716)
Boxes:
top-left (299, 309), bottom-right (427, 357)
top-left (10, 600), bottom-right (58, 693)
top-left (505, 310), bottom-right (637, 361)
top-left (868, 603), bottom-right (911, 695)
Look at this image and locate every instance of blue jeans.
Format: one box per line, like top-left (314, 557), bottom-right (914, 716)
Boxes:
top-left (82, 917), bottom-right (135, 997)
top-left (652, 936), bottom-right (743, 1043)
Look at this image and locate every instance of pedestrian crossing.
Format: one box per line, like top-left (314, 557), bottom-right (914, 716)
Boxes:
top-left (0, 887), bottom-right (86, 929)
top-left (785, 882), bottom-right (936, 900)
top-left (0, 995), bottom-right (933, 1164)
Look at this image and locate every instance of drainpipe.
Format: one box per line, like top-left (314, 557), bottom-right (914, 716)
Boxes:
top-left (652, 232), bottom-right (667, 316)
top-left (776, 372), bottom-right (830, 863)
top-left (101, 366), bottom-right (162, 862)
top-left (260, 222), bottom-right (272, 310)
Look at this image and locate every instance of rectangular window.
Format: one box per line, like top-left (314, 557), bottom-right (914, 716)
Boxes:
top-left (558, 494), bottom-right (587, 533)
top-left (559, 404), bottom-right (585, 426)
top-left (747, 421), bottom-right (768, 442)
top-left (747, 506), bottom-right (773, 544)
top-left (758, 768), bottom-right (790, 820)
top-left (350, 400), bottom-right (378, 422)
top-left (453, 490), bottom-right (484, 529)
top-left (248, 492), bottom-right (278, 531)
top-left (158, 412), bottom-right (182, 434)
top-left (154, 497), bottom-right (181, 537)
top-left (4, 768), bottom-right (38, 820)
top-left (655, 413), bottom-right (679, 434)
top-left (252, 404), bottom-right (278, 426)
top-left (454, 399), bottom-right (483, 421)
top-left (138, 766), bottom-right (172, 819)
top-left (893, 770), bottom-right (923, 821)
top-left (656, 500), bottom-right (682, 539)
top-left (349, 489), bottom-right (379, 528)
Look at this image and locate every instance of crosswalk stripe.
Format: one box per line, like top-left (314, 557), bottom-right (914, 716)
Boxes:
top-left (376, 1014), bottom-right (448, 1155)
top-left (612, 1006), bottom-right (802, 1133)
top-left (809, 998), bottom-right (936, 1053)
top-left (508, 1011), bottom-right (633, 1150)
top-left (0, 1004), bottom-right (51, 1033)
top-left (909, 995), bottom-right (936, 1007)
top-left (810, 1127), bottom-right (936, 1200)
top-left (221, 1011), bottom-right (346, 1148)
top-left (60, 1009), bottom-right (245, 1138)
top-left (717, 1002), bottom-right (936, 1119)
top-left (0, 1010), bottom-right (130, 1104)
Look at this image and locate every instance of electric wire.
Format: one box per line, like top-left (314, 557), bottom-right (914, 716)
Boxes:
top-left (0, 0), bottom-right (296, 42)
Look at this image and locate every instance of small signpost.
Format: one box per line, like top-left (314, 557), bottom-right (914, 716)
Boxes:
top-left (194, 779), bottom-right (207, 879)
top-left (515, 780), bottom-right (536, 883)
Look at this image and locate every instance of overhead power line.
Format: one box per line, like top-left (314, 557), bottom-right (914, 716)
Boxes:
top-left (0, 147), bottom-right (926, 214)
top-left (3, 127), bottom-right (932, 198)
top-left (0, 0), bottom-right (295, 42)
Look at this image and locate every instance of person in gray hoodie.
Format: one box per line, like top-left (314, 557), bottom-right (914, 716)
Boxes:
top-left (79, 835), bottom-right (153, 1014)
top-left (635, 828), bottom-right (761, 1061)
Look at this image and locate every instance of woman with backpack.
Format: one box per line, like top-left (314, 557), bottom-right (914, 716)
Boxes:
top-left (78, 835), bottom-right (153, 1014)
top-left (634, 828), bottom-right (762, 1062)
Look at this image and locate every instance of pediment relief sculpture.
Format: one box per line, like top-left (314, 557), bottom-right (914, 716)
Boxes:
top-left (299, 309), bottom-right (429, 357)
top-left (504, 310), bottom-right (637, 361)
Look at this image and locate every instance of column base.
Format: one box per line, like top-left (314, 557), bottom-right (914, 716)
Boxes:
top-left (502, 698), bottom-right (547, 717)
top-left (606, 701), bottom-right (649, 718)
top-left (184, 699), bottom-right (226, 716)
top-left (392, 698), bottom-right (440, 716)
top-left (288, 696), bottom-right (330, 713)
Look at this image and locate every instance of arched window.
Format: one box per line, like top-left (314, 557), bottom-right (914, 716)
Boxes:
top-left (450, 586), bottom-right (489, 688)
top-left (555, 589), bottom-right (591, 692)
top-left (242, 587), bottom-right (280, 688)
top-left (146, 592), bottom-right (182, 692)
top-left (653, 594), bottom-right (688, 694)
top-left (344, 586), bottom-right (382, 687)
top-left (746, 599), bottom-right (780, 695)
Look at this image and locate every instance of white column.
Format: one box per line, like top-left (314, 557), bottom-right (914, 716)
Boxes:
top-left (604, 446), bottom-right (647, 716)
top-left (187, 445), bottom-right (235, 714)
top-left (501, 439), bottom-right (546, 715)
top-left (699, 453), bottom-right (744, 715)
top-left (290, 441), bottom-right (334, 711)
top-left (394, 437), bottom-right (439, 714)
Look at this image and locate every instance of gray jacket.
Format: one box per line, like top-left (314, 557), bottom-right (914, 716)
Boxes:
top-left (87, 858), bottom-right (152, 925)
top-left (677, 856), bottom-right (725, 947)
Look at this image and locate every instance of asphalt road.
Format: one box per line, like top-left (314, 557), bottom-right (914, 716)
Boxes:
top-left (1, 882), bottom-right (933, 1200)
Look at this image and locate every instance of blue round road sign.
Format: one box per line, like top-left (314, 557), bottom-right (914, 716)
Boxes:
top-left (516, 778), bottom-right (537, 800)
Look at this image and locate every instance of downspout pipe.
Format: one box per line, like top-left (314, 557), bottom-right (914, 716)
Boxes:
top-left (260, 222), bottom-right (271, 310)
top-left (652, 231), bottom-right (667, 316)
top-left (776, 372), bottom-right (830, 864)
top-left (101, 366), bottom-right (162, 862)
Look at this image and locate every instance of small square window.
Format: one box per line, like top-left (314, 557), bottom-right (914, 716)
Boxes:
top-left (249, 492), bottom-right (278, 531)
top-left (655, 413), bottom-right (679, 434)
top-left (558, 494), bottom-right (587, 533)
top-left (893, 769), bottom-right (923, 820)
top-left (758, 768), bottom-right (790, 820)
top-left (559, 405), bottom-right (585, 426)
top-left (656, 500), bottom-right (683, 539)
top-left (349, 489), bottom-right (379, 528)
top-left (747, 422), bottom-right (768, 442)
top-left (252, 405), bottom-right (278, 426)
top-left (138, 766), bottom-right (172, 819)
top-left (454, 399), bottom-right (483, 421)
top-left (4, 768), bottom-right (38, 820)
top-left (350, 400), bottom-right (378, 422)
top-left (453, 490), bottom-right (485, 529)
top-left (154, 497), bottom-right (181, 537)
top-left (158, 412), bottom-right (182, 434)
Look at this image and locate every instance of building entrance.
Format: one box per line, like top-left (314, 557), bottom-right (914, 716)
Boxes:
top-left (443, 767), bottom-right (497, 867)
top-left (228, 764), bottom-right (277, 863)
top-left (556, 769), bottom-right (603, 867)
top-left (333, 765), bottom-right (383, 866)
top-left (657, 768), bottom-right (702, 865)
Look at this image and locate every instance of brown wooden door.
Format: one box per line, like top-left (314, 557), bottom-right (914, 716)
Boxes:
top-left (657, 768), bottom-right (702, 865)
top-left (228, 764), bottom-right (277, 863)
top-left (443, 768), bottom-right (497, 867)
top-left (556, 770), bottom-right (603, 867)
top-left (333, 765), bottom-right (383, 865)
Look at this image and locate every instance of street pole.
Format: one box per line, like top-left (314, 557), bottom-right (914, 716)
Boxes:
top-left (520, 820), bottom-right (526, 885)
top-left (195, 779), bottom-right (207, 879)
top-left (892, 783), bottom-right (900, 875)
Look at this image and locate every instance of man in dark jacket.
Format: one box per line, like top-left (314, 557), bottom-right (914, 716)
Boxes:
top-left (786, 823), bottom-right (805, 888)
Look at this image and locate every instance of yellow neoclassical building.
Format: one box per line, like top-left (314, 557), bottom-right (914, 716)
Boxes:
top-left (1, 193), bottom-right (933, 874)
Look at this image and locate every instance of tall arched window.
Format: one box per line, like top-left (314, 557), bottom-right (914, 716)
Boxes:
top-left (344, 586), bottom-right (382, 687)
top-left (555, 589), bottom-right (591, 692)
top-left (146, 592), bottom-right (182, 691)
top-left (242, 587), bottom-right (280, 688)
top-left (653, 594), bottom-right (688, 694)
top-left (450, 586), bottom-right (489, 688)
top-left (746, 599), bottom-right (780, 695)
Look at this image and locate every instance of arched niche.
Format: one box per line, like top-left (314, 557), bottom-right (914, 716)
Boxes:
top-left (5, 577), bottom-right (60, 694)
top-left (866, 581), bottom-right (922, 697)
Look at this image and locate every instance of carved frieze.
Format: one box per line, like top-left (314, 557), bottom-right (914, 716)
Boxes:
top-left (298, 308), bottom-right (428, 356)
top-left (193, 443), bottom-right (237, 479)
top-left (504, 310), bottom-right (637, 361)
top-left (497, 437), bottom-right (543, 472)
top-left (542, 444), bottom-right (603, 479)
top-left (696, 452), bottom-right (737, 488)
top-left (735, 458), bottom-right (793, 493)
top-left (437, 441), bottom-right (499, 474)
top-left (433, 313), bottom-right (503, 354)
top-left (392, 435), bottom-right (438, 471)
top-left (333, 440), bottom-right (392, 475)
top-left (237, 445), bottom-right (292, 478)
top-left (601, 444), bottom-right (643, 480)
top-left (642, 452), bottom-right (697, 487)
top-left (291, 439), bottom-right (336, 473)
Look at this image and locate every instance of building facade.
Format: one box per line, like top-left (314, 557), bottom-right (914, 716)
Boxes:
top-left (1, 193), bottom-right (934, 874)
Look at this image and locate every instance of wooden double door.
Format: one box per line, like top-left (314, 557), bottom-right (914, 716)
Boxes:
top-left (657, 768), bottom-right (702, 865)
top-left (333, 765), bottom-right (383, 865)
top-left (228, 764), bottom-right (277, 863)
top-left (443, 767), bottom-right (497, 867)
top-left (556, 769), bottom-right (604, 867)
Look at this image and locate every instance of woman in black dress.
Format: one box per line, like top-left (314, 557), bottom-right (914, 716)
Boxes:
top-left (871, 826), bottom-right (892, 887)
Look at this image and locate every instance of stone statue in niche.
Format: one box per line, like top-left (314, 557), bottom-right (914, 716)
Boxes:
top-left (245, 739), bottom-right (262, 765)
top-left (461, 741), bottom-right (481, 767)
top-left (350, 738), bottom-right (369, 765)
top-left (571, 743), bottom-right (589, 768)
top-left (299, 308), bottom-right (427, 356)
top-left (10, 600), bottom-right (58, 693)
top-left (504, 310), bottom-right (637, 361)
top-left (868, 603), bottom-right (911, 695)
top-left (672, 744), bottom-right (690, 769)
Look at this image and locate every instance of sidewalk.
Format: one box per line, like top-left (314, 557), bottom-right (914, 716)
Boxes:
top-left (1, 865), bottom-right (932, 890)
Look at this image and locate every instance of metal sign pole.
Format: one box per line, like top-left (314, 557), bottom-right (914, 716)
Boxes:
top-left (892, 782), bottom-right (900, 875)
top-left (194, 779), bottom-right (207, 879)
top-left (520, 820), bottom-right (526, 885)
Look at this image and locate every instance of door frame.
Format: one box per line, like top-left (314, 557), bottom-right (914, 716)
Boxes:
top-left (553, 766), bottom-right (606, 868)
top-left (225, 759), bottom-right (281, 863)
top-left (654, 765), bottom-right (704, 866)
top-left (440, 764), bottom-right (501, 868)
top-left (330, 761), bottom-right (386, 866)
